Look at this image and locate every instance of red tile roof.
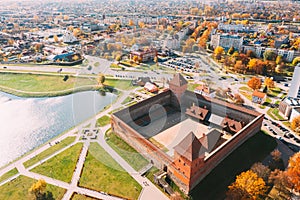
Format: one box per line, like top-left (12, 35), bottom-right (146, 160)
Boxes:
top-left (169, 73), bottom-right (188, 87)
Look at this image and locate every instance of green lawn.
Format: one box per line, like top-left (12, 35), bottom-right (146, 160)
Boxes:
top-left (267, 87), bottom-right (282, 97)
top-left (31, 143), bottom-right (83, 183)
top-left (0, 175), bottom-right (66, 200)
top-left (71, 193), bottom-right (97, 200)
top-left (239, 86), bottom-right (252, 92)
top-left (105, 131), bottom-right (149, 171)
top-left (110, 63), bottom-right (122, 69)
top-left (121, 96), bottom-right (134, 105)
top-left (267, 108), bottom-right (285, 121)
top-left (0, 73), bottom-right (96, 93)
top-left (189, 131), bottom-right (277, 200)
top-left (79, 142), bottom-right (142, 200)
top-left (187, 83), bottom-right (200, 91)
top-left (24, 136), bottom-right (76, 168)
top-left (96, 115), bottom-right (111, 127)
top-left (0, 168), bottom-right (18, 183)
top-left (105, 79), bottom-right (136, 90)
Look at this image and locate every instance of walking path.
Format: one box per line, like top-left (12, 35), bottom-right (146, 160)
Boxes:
top-left (0, 87), bottom-right (168, 200)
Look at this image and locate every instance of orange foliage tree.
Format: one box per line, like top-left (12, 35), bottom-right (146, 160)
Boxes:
top-left (291, 115), bottom-right (300, 133)
top-left (226, 170), bottom-right (267, 199)
top-left (247, 77), bottom-right (262, 90)
top-left (286, 152), bottom-right (300, 192)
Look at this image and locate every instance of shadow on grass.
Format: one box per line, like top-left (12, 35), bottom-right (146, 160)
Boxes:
top-left (190, 131), bottom-right (277, 200)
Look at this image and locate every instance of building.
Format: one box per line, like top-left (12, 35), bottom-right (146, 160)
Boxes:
top-left (211, 34), bottom-right (244, 51)
top-left (279, 97), bottom-right (300, 119)
top-left (130, 48), bottom-right (157, 62)
top-left (194, 82), bottom-right (216, 98)
top-left (252, 91), bottom-right (266, 104)
top-left (288, 64), bottom-right (300, 98)
top-left (111, 74), bottom-right (263, 194)
top-left (290, 107), bottom-right (300, 123)
top-left (144, 82), bottom-right (158, 93)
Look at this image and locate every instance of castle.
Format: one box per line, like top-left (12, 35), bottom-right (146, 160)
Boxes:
top-left (111, 74), bottom-right (264, 194)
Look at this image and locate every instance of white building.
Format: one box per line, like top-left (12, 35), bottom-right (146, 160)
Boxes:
top-left (290, 107), bottom-right (300, 123)
top-left (211, 34), bottom-right (243, 51)
top-left (288, 64), bottom-right (300, 98)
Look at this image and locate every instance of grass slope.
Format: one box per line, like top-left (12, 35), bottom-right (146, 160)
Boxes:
top-left (79, 142), bottom-right (142, 200)
top-left (0, 175), bottom-right (66, 200)
top-left (31, 143), bottom-right (83, 183)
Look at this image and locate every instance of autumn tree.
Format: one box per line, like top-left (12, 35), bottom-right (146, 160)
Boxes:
top-left (275, 55), bottom-right (282, 65)
top-left (286, 152), bottom-right (300, 192)
top-left (265, 77), bottom-right (275, 89)
top-left (97, 73), bottom-right (105, 85)
top-left (291, 115), bottom-right (300, 133)
top-left (154, 56), bottom-right (158, 66)
top-left (251, 162), bottom-right (271, 182)
top-left (29, 179), bottom-right (47, 199)
top-left (133, 55), bottom-right (139, 63)
top-left (234, 94), bottom-right (244, 104)
top-left (226, 170), bottom-right (267, 200)
top-left (53, 35), bottom-right (59, 43)
top-left (247, 77), bottom-right (262, 90)
top-left (115, 55), bottom-right (121, 63)
top-left (234, 60), bottom-right (245, 73)
top-left (227, 47), bottom-right (234, 55)
top-left (214, 46), bottom-right (224, 60)
top-left (128, 19), bottom-right (135, 26)
top-left (271, 149), bottom-right (282, 162)
top-left (292, 57), bottom-right (300, 66)
top-left (269, 169), bottom-right (291, 196)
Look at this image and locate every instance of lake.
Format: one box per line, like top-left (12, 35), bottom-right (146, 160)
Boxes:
top-left (0, 91), bottom-right (117, 167)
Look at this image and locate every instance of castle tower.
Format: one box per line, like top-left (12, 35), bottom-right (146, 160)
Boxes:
top-left (169, 73), bottom-right (188, 105)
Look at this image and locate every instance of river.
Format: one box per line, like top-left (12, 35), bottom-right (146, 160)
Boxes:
top-left (0, 91), bottom-right (117, 167)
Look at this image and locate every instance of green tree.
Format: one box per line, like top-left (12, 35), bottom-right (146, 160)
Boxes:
top-left (263, 50), bottom-right (277, 61)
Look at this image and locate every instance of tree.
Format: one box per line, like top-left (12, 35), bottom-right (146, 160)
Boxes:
top-left (263, 50), bottom-right (277, 61)
top-left (115, 55), bottom-right (121, 63)
top-left (265, 77), bottom-right (275, 89)
top-left (227, 170), bottom-right (267, 200)
top-left (271, 149), bottom-right (282, 162)
top-left (234, 60), bottom-right (245, 73)
top-left (227, 47), bottom-right (234, 55)
top-left (246, 50), bottom-right (255, 58)
top-left (269, 169), bottom-right (291, 197)
top-left (292, 57), bottom-right (300, 66)
top-left (291, 115), bottom-right (300, 133)
top-left (154, 56), bottom-right (158, 66)
top-left (251, 162), bottom-right (271, 182)
top-left (133, 55), bottom-right (139, 63)
top-left (29, 179), bottom-right (47, 199)
top-left (234, 94), bottom-right (244, 104)
top-left (97, 74), bottom-right (105, 85)
top-left (214, 46), bottom-right (224, 60)
top-left (286, 152), bottom-right (300, 192)
top-left (72, 55), bottom-right (79, 61)
top-left (247, 77), bottom-right (262, 90)
top-left (128, 19), bottom-right (135, 26)
top-left (53, 35), bottom-right (59, 43)
top-left (275, 55), bottom-right (282, 65)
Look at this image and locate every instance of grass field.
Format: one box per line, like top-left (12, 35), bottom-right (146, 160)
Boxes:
top-left (267, 108), bottom-right (285, 121)
top-left (105, 79), bottom-right (136, 90)
top-left (79, 142), bottom-right (142, 200)
top-left (96, 115), bottom-right (111, 127)
top-left (187, 83), bottom-right (200, 91)
top-left (0, 73), bottom-right (96, 93)
top-left (105, 131), bottom-right (149, 171)
top-left (121, 96), bottom-right (134, 105)
top-left (24, 137), bottom-right (76, 168)
top-left (31, 143), bottom-right (83, 183)
top-left (189, 131), bottom-right (277, 200)
top-left (0, 175), bottom-right (66, 200)
top-left (0, 168), bottom-right (18, 183)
